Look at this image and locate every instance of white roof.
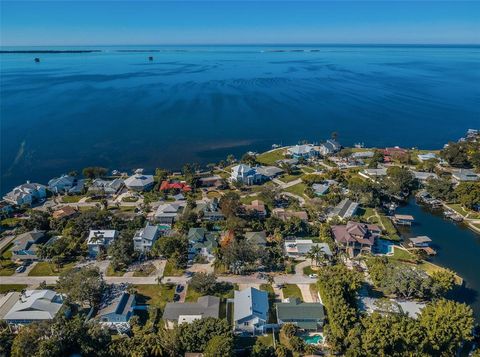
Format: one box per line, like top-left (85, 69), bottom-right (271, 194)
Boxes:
top-left (288, 144), bottom-right (314, 155)
top-left (2, 290), bottom-right (64, 322)
top-left (233, 287), bottom-right (268, 323)
top-left (124, 174), bottom-right (154, 188)
top-left (231, 164), bottom-right (253, 175)
top-left (155, 202), bottom-right (185, 216)
top-left (363, 168), bottom-right (387, 176)
top-left (87, 230), bottom-right (118, 245)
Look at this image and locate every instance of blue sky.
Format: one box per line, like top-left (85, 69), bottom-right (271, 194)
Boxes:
top-left (1, 1), bottom-right (479, 46)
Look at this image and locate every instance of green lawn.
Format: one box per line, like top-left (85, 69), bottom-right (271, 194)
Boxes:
top-left (284, 182), bottom-right (307, 197)
top-left (121, 196), bottom-right (139, 203)
top-left (106, 264), bottom-right (126, 277)
top-left (448, 204), bottom-right (480, 219)
top-left (390, 246), bottom-right (415, 261)
top-left (282, 284), bottom-right (303, 301)
top-left (133, 284), bottom-right (175, 309)
top-left (206, 191), bottom-right (222, 199)
top-left (358, 207), bottom-right (379, 223)
top-left (61, 195), bottom-right (84, 203)
top-left (302, 265), bottom-right (320, 276)
top-left (256, 148), bottom-right (286, 165)
top-left (28, 261), bottom-right (77, 276)
top-left (163, 260), bottom-right (184, 277)
top-left (185, 285), bottom-right (203, 302)
top-left (133, 263), bottom-right (156, 277)
top-left (0, 284), bottom-right (28, 293)
top-left (0, 218), bottom-right (22, 228)
top-left (260, 284), bottom-right (277, 323)
top-left (379, 215), bottom-right (401, 241)
top-left (279, 172), bottom-right (303, 183)
top-left (301, 166), bottom-right (315, 174)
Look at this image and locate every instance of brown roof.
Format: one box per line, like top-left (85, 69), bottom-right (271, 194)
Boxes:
top-left (52, 206), bottom-right (78, 219)
top-left (272, 208), bottom-right (308, 222)
top-left (243, 200), bottom-right (266, 214)
top-left (332, 221), bottom-right (381, 246)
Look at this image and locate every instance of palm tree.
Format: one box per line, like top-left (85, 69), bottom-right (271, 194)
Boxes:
top-left (306, 245), bottom-right (327, 267)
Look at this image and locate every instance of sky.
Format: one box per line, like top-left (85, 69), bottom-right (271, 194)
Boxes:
top-left (1, 1), bottom-right (479, 46)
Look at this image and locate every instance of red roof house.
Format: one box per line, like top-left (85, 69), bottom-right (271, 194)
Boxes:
top-left (159, 181), bottom-right (192, 192)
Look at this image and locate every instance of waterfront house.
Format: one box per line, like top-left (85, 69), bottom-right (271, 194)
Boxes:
top-left (87, 230), bottom-right (118, 258)
top-left (0, 200), bottom-right (14, 217)
top-left (187, 228), bottom-right (218, 262)
top-left (360, 168), bottom-right (387, 180)
top-left (318, 140), bottom-right (341, 156)
top-left (0, 290), bottom-right (65, 325)
top-left (124, 169), bottom-right (154, 191)
top-left (383, 147), bottom-right (408, 163)
top-left (407, 236), bottom-right (432, 248)
top-left (195, 199), bottom-right (225, 222)
top-left (154, 201), bottom-right (185, 224)
top-left (52, 206), bottom-right (78, 220)
top-left (89, 178), bottom-right (124, 195)
top-left (272, 208), bottom-right (308, 222)
top-left (159, 180), bottom-right (192, 192)
top-left (412, 171), bottom-right (438, 182)
top-left (3, 181), bottom-right (47, 206)
top-left (10, 230), bottom-right (46, 262)
top-left (284, 239), bottom-right (332, 259)
top-left (133, 223), bottom-right (161, 253)
top-left (96, 291), bottom-right (136, 329)
top-left (255, 166), bottom-right (284, 180)
top-left (352, 151), bottom-right (375, 159)
top-left (276, 298), bottom-right (325, 332)
top-left (198, 175), bottom-right (223, 187)
top-left (48, 174), bottom-right (84, 194)
top-left (233, 287), bottom-right (269, 334)
top-left (452, 169), bottom-right (480, 183)
top-left (328, 198), bottom-right (359, 220)
top-left (162, 296), bottom-right (220, 329)
top-left (312, 180), bottom-right (337, 196)
top-left (331, 221), bottom-right (381, 256)
top-left (287, 144), bottom-right (317, 159)
top-left (230, 164), bottom-right (263, 185)
top-left (417, 152), bottom-right (437, 162)
top-left (242, 199), bottom-right (267, 218)
top-left (245, 231), bottom-right (267, 247)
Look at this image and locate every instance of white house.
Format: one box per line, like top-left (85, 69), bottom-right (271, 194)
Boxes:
top-left (230, 164), bottom-right (263, 185)
top-left (328, 198), bottom-right (359, 220)
top-left (452, 169), bottom-right (479, 183)
top-left (318, 140), bottom-right (341, 156)
top-left (233, 287), bottom-right (269, 334)
top-left (284, 239), bottom-right (332, 259)
top-left (154, 202), bottom-right (185, 224)
top-left (48, 174), bottom-right (84, 194)
top-left (3, 181), bottom-right (47, 206)
top-left (0, 290), bottom-right (65, 325)
top-left (87, 230), bottom-right (119, 258)
top-left (124, 169), bottom-right (154, 191)
top-left (412, 171), bottom-right (438, 182)
top-left (133, 223), bottom-right (161, 253)
top-left (287, 144), bottom-right (317, 159)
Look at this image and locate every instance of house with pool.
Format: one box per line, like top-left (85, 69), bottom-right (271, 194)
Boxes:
top-left (331, 221), bottom-right (381, 257)
top-left (276, 298), bottom-right (325, 332)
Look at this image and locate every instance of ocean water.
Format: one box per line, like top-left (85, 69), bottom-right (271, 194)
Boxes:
top-left (1, 45), bottom-right (480, 191)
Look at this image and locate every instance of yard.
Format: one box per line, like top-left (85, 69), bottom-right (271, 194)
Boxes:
top-left (282, 284), bottom-right (303, 301)
top-left (133, 263), bottom-right (156, 277)
top-left (106, 264), bottom-right (126, 277)
top-left (28, 261), bottom-right (77, 276)
top-left (0, 284), bottom-right (28, 293)
top-left (61, 195), bottom-right (84, 203)
top-left (256, 148), bottom-right (286, 165)
top-left (447, 204), bottom-right (480, 219)
top-left (0, 243), bottom-right (17, 276)
top-left (132, 284), bottom-right (175, 309)
top-left (260, 284), bottom-right (277, 323)
top-left (284, 182), bottom-right (308, 198)
top-left (279, 172), bottom-right (303, 183)
top-left (389, 246), bottom-right (415, 261)
top-left (379, 215), bottom-right (401, 241)
top-left (163, 260), bottom-right (185, 277)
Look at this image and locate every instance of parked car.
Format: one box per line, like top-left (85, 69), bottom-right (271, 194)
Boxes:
top-left (309, 274), bottom-right (318, 278)
top-left (15, 266), bottom-right (26, 273)
top-left (173, 294), bottom-right (180, 302)
top-left (175, 285), bottom-right (184, 293)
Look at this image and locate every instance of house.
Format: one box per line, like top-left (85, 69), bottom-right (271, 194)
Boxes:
top-left (10, 230), bottom-right (46, 262)
top-left (96, 291), bottom-right (136, 328)
top-left (187, 228), bottom-right (218, 262)
top-left (195, 199), bottom-right (224, 222)
top-left (284, 239), bottom-right (332, 259)
top-left (331, 221), bottom-right (381, 255)
top-left (3, 181), bottom-right (47, 206)
top-left (276, 158), bottom-right (299, 167)
top-left (0, 200), bottom-right (14, 217)
top-left (198, 175), bottom-right (223, 187)
top-left (287, 144), bottom-right (317, 159)
top-left (318, 140), bottom-right (341, 156)
top-left (154, 202), bottom-right (185, 224)
top-left (360, 168), bottom-right (387, 180)
top-left (233, 287), bottom-right (269, 334)
top-left (133, 223), bottom-right (161, 253)
top-left (242, 199), bottom-right (267, 218)
top-left (52, 206), bottom-right (78, 220)
top-left (245, 231), bottom-right (267, 246)
top-left (452, 169), bottom-right (480, 183)
top-left (89, 178), bottom-right (124, 195)
top-left (86, 230), bottom-right (119, 258)
top-left (417, 152), bottom-right (437, 162)
top-left (162, 296), bottom-right (220, 329)
top-left (311, 180), bottom-right (336, 196)
top-left (48, 174), bottom-right (84, 194)
top-left (272, 208), bottom-right (308, 222)
top-left (159, 180), bottom-right (192, 192)
top-left (412, 171), bottom-right (438, 182)
top-left (383, 147), bottom-right (408, 163)
top-left (276, 298), bottom-right (325, 332)
top-left (329, 198), bottom-right (359, 220)
top-left (392, 214), bottom-right (415, 226)
top-left (256, 166), bottom-right (284, 180)
top-left (230, 164), bottom-right (263, 185)
top-left (407, 236), bottom-right (432, 248)
top-left (352, 151), bottom-right (375, 159)
top-left (124, 169), bottom-right (154, 191)
top-left (0, 290), bottom-right (65, 325)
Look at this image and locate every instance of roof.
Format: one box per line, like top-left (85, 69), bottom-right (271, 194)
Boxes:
top-left (245, 231), bottom-right (267, 245)
top-left (134, 223), bottom-right (160, 242)
top-left (2, 290), bottom-right (64, 321)
top-left (124, 174), bottom-right (154, 189)
top-left (288, 144), bottom-right (315, 155)
top-left (163, 296), bottom-right (220, 321)
top-left (231, 164), bottom-right (254, 175)
top-left (4, 182), bottom-right (45, 202)
top-left (330, 199), bottom-right (359, 219)
top-left (352, 151), bottom-right (375, 159)
top-left (159, 181), bottom-right (192, 192)
top-left (276, 298), bottom-right (325, 323)
top-left (272, 208), bottom-right (309, 221)
top-left (312, 183), bottom-right (330, 195)
top-left (409, 236), bottom-right (432, 244)
top-left (155, 202), bottom-right (185, 216)
top-left (417, 153), bottom-right (437, 161)
top-left (256, 166), bottom-right (284, 178)
top-left (394, 214), bottom-right (414, 221)
top-left (243, 200), bottom-right (266, 214)
top-left (363, 168), bottom-right (387, 176)
top-left (284, 240), bottom-right (332, 256)
top-left (97, 292), bottom-right (135, 318)
top-left (13, 231), bottom-right (45, 251)
top-left (320, 140), bottom-right (341, 153)
top-left (48, 174), bottom-right (76, 188)
top-left (452, 169), bottom-right (480, 181)
top-left (87, 230), bottom-right (118, 245)
top-left (234, 287), bottom-right (268, 323)
top-left (52, 206), bottom-right (78, 219)
top-left (332, 221), bottom-right (381, 246)
top-left (188, 228), bottom-right (218, 251)
top-left (412, 171), bottom-right (438, 180)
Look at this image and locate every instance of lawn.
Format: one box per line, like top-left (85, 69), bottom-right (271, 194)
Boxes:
top-left (279, 172), bottom-right (303, 183)
top-left (448, 204), bottom-right (480, 219)
top-left (132, 284), bottom-right (175, 309)
top-left (379, 215), bottom-right (401, 241)
top-left (106, 264), bottom-right (126, 277)
top-left (61, 195), bottom-right (84, 203)
top-left (206, 191), bottom-right (222, 199)
top-left (301, 166), bottom-right (316, 174)
top-left (417, 261), bottom-right (463, 285)
top-left (389, 246), bottom-right (415, 261)
top-left (121, 196), bottom-right (139, 203)
top-left (282, 284), bottom-right (303, 301)
top-left (163, 260), bottom-right (184, 277)
top-left (256, 148), bottom-right (286, 165)
top-left (185, 285), bottom-right (203, 302)
top-left (358, 206), bottom-right (379, 223)
top-left (0, 218), bottom-right (22, 228)
top-left (28, 261), bottom-right (77, 276)
top-left (302, 265), bottom-right (319, 276)
top-left (0, 284), bottom-right (28, 293)
top-left (284, 182), bottom-right (307, 197)
top-left (260, 284), bottom-right (277, 323)
top-left (133, 263), bottom-right (156, 277)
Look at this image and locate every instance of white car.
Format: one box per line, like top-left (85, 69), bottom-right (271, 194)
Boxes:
top-left (309, 274), bottom-right (318, 279)
top-left (15, 266), bottom-right (26, 273)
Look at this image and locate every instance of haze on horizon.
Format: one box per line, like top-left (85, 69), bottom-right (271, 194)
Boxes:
top-left (1, 1), bottom-right (479, 46)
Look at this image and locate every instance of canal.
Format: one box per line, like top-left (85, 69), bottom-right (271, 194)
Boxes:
top-left (396, 198), bottom-right (480, 321)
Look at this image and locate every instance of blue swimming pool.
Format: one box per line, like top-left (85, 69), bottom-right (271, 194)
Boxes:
top-left (374, 239), bottom-right (395, 255)
top-left (302, 334), bottom-right (323, 344)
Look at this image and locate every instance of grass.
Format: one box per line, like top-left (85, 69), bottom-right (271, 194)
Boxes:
top-left (390, 246), bottom-right (415, 261)
top-left (260, 284), bottom-right (277, 323)
top-left (206, 191), bottom-right (222, 199)
top-left (185, 286), bottom-right (203, 302)
top-left (0, 218), bottom-right (22, 228)
top-left (121, 196), bottom-right (139, 203)
top-left (28, 261), bottom-right (76, 276)
top-left (358, 206), bottom-right (379, 223)
top-left (447, 204), bottom-right (480, 219)
top-left (133, 263), bottom-right (156, 277)
top-left (282, 284), bottom-right (303, 301)
top-left (379, 215), bottom-right (401, 241)
top-left (106, 264), bottom-right (125, 277)
top-left (163, 260), bottom-right (184, 277)
top-left (301, 166), bottom-right (316, 174)
top-left (0, 284), bottom-right (28, 293)
top-left (284, 182), bottom-right (307, 197)
top-left (279, 172), bottom-right (303, 183)
top-left (256, 148), bottom-right (286, 165)
top-left (61, 195), bottom-right (84, 203)
top-left (133, 284), bottom-right (175, 309)
top-left (302, 265), bottom-right (319, 276)
top-left (417, 261), bottom-right (463, 285)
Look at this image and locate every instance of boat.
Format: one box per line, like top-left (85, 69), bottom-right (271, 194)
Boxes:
top-left (148, 56), bottom-right (153, 61)
top-left (271, 144), bottom-right (281, 149)
top-left (354, 142), bottom-right (365, 148)
top-left (34, 57), bottom-right (40, 63)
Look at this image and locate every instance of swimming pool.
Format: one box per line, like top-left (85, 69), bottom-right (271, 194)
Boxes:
top-left (374, 239), bottom-right (395, 255)
top-left (302, 334), bottom-right (323, 344)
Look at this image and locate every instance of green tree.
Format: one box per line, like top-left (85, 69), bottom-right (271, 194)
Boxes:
top-left (306, 244), bottom-right (328, 267)
top-left (385, 166), bottom-right (415, 197)
top-left (281, 322), bottom-right (298, 338)
top-left (441, 142), bottom-right (470, 168)
top-left (203, 335), bottom-right (234, 357)
top-left (251, 341), bottom-right (275, 357)
top-left (454, 182), bottom-right (480, 209)
top-left (219, 192), bottom-right (241, 218)
top-left (189, 273), bottom-right (218, 295)
top-left (11, 322), bottom-right (48, 357)
top-left (0, 320), bottom-right (14, 357)
top-left (82, 166), bottom-right (108, 179)
top-left (178, 317), bottom-right (232, 353)
top-left (108, 230), bottom-right (135, 271)
top-left (425, 177), bottom-right (455, 201)
top-left (430, 269), bottom-right (456, 297)
top-left (56, 266), bottom-right (105, 308)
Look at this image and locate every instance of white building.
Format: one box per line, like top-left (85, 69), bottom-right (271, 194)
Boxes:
top-left (124, 169), bottom-right (154, 191)
top-left (284, 239), bottom-right (332, 259)
top-left (318, 140), bottom-right (341, 156)
top-left (154, 202), bottom-right (185, 224)
top-left (133, 223), bottom-right (161, 253)
top-left (230, 164), bottom-right (263, 185)
top-left (3, 181), bottom-right (47, 206)
top-left (87, 230), bottom-right (119, 258)
top-left (233, 287), bottom-right (269, 334)
top-left (287, 144), bottom-right (317, 159)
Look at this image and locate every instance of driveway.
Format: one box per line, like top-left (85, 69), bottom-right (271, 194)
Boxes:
top-left (298, 284), bottom-right (317, 303)
top-left (187, 262), bottom-right (214, 274)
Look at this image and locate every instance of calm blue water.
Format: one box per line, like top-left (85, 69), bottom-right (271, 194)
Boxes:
top-left (1, 45), bottom-right (480, 191)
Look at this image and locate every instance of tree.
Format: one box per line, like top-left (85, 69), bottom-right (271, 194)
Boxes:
top-left (189, 273), bottom-right (218, 295)
top-left (203, 335), bottom-right (234, 357)
top-left (108, 230), bottom-right (135, 271)
top-left (21, 210), bottom-right (50, 231)
top-left (241, 153), bottom-right (257, 166)
top-left (454, 182), bottom-right (480, 209)
top-left (306, 245), bottom-right (328, 267)
top-left (419, 299), bottom-right (474, 356)
top-left (56, 266), bottom-right (105, 308)
top-left (430, 269), bottom-right (456, 297)
top-left (367, 150), bottom-right (384, 168)
top-left (0, 321), bottom-right (14, 357)
top-left (219, 238), bottom-right (259, 274)
top-left (441, 142), bottom-right (470, 168)
top-left (152, 233), bottom-right (188, 260)
top-left (289, 336), bottom-right (305, 353)
top-left (178, 317), bottom-right (232, 353)
top-left (385, 166), bottom-right (415, 197)
top-left (252, 341), bottom-right (275, 357)
top-left (281, 323), bottom-right (298, 338)
top-left (11, 322), bottom-right (49, 357)
top-left (82, 166), bottom-right (108, 179)
top-left (425, 177), bottom-right (454, 201)
top-left (219, 192), bottom-right (241, 218)
top-left (275, 345), bottom-right (290, 357)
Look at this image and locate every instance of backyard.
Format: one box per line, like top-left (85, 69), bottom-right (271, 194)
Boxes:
top-left (28, 261), bottom-right (77, 276)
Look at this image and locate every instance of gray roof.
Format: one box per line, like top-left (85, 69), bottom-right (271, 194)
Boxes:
top-left (1, 290), bottom-right (64, 322)
top-left (13, 231), bottom-right (45, 251)
top-left (276, 298), bottom-right (325, 324)
top-left (162, 296), bottom-right (220, 321)
top-left (234, 287), bottom-right (268, 323)
top-left (312, 183), bottom-right (329, 195)
top-left (97, 292), bottom-right (135, 318)
top-left (409, 236), bottom-right (432, 244)
top-left (245, 231), bottom-right (267, 245)
top-left (288, 144), bottom-right (315, 155)
top-left (124, 174), bottom-right (154, 189)
top-left (284, 240), bottom-right (332, 256)
top-left (256, 166), bottom-right (284, 178)
top-left (330, 198), bottom-right (359, 219)
top-left (134, 223), bottom-right (160, 243)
